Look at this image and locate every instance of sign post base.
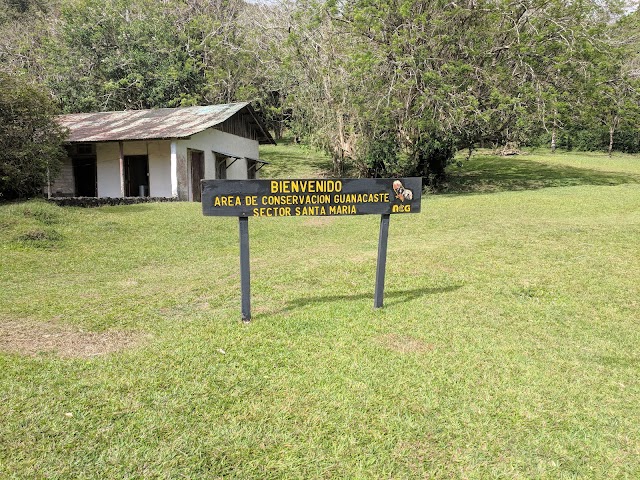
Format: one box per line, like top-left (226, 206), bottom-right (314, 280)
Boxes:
top-left (374, 214), bottom-right (390, 309)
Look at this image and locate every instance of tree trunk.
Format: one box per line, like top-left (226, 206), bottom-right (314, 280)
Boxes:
top-left (465, 146), bottom-right (473, 162)
top-left (609, 126), bottom-right (614, 158)
top-left (274, 120), bottom-right (282, 141)
top-left (46, 164), bottom-right (51, 199)
top-left (551, 110), bottom-right (557, 153)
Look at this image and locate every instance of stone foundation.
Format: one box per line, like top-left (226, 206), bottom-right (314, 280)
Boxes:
top-left (47, 197), bottom-right (179, 208)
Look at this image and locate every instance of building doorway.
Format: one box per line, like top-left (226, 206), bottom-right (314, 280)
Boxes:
top-left (189, 149), bottom-right (205, 202)
top-left (72, 158), bottom-right (97, 197)
top-left (124, 155), bottom-right (149, 197)
top-left (70, 144), bottom-right (97, 197)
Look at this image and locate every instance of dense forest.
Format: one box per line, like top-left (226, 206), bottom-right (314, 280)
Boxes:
top-left (1, 0), bottom-right (639, 189)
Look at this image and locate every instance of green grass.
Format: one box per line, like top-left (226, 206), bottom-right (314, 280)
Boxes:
top-left (1, 149), bottom-right (640, 478)
top-left (259, 138), bottom-right (333, 178)
top-left (446, 149), bottom-right (640, 194)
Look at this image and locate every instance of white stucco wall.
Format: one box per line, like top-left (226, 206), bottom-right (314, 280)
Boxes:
top-left (90, 129), bottom-right (260, 199)
top-left (96, 141), bottom-right (172, 198)
top-left (148, 141), bottom-right (171, 197)
top-left (175, 128), bottom-right (261, 200)
top-left (96, 143), bottom-right (121, 198)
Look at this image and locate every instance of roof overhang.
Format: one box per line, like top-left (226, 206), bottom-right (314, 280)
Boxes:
top-left (246, 156), bottom-right (270, 173)
top-left (57, 102), bottom-right (275, 145)
top-left (241, 104), bottom-right (276, 145)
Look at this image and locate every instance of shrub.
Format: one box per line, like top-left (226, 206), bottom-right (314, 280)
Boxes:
top-left (359, 132), bottom-right (455, 186)
top-left (0, 73), bottom-right (68, 201)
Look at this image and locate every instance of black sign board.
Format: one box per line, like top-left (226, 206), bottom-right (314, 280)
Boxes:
top-left (202, 178), bottom-right (422, 217)
top-left (202, 177), bottom-right (423, 322)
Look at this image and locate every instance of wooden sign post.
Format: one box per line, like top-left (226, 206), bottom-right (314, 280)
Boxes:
top-left (238, 216), bottom-right (251, 322)
top-left (374, 214), bottom-right (391, 309)
top-left (202, 178), bottom-right (422, 321)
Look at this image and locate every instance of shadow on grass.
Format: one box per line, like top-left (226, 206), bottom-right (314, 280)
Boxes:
top-left (259, 284), bottom-right (463, 318)
top-left (443, 155), bottom-right (640, 195)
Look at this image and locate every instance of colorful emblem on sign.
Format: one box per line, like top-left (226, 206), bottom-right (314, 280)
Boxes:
top-left (392, 180), bottom-right (413, 202)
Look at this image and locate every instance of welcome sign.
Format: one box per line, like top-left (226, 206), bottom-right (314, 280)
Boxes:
top-left (202, 177), bottom-right (423, 322)
top-left (202, 178), bottom-right (422, 217)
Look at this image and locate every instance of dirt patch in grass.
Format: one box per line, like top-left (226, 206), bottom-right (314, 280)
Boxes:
top-left (16, 228), bottom-right (63, 242)
top-left (0, 319), bottom-right (149, 358)
top-left (379, 333), bottom-right (434, 354)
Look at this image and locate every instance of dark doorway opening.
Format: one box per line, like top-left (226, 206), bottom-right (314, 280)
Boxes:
top-left (190, 150), bottom-right (205, 202)
top-left (67, 144), bottom-right (97, 197)
top-left (124, 155), bottom-right (149, 197)
top-left (72, 157), bottom-right (97, 197)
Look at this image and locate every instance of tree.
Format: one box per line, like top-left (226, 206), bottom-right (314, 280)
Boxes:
top-left (560, 7), bottom-right (640, 155)
top-left (3, 0), bottom-right (636, 181)
top-left (0, 0), bottom-right (52, 79)
top-left (602, 7), bottom-right (640, 155)
top-left (277, 0), bottom-right (626, 182)
top-left (592, 69), bottom-right (639, 157)
top-left (0, 72), bottom-right (68, 200)
top-left (32, 0), bottom-right (278, 113)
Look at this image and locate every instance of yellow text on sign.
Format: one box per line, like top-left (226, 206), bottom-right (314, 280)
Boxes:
top-left (214, 196), bottom-right (258, 207)
top-left (392, 204), bottom-right (411, 213)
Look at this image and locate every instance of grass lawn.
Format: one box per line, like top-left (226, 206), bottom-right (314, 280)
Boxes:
top-left (259, 138), bottom-right (333, 179)
top-left (1, 147), bottom-right (640, 478)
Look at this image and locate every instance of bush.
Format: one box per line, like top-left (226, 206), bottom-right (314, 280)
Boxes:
top-left (360, 133), bottom-right (400, 177)
top-left (567, 129), bottom-right (608, 152)
top-left (0, 73), bottom-right (68, 201)
top-left (613, 129), bottom-right (640, 153)
top-left (530, 128), bottom-right (640, 153)
top-left (359, 132), bottom-right (455, 186)
top-left (413, 137), bottom-right (456, 185)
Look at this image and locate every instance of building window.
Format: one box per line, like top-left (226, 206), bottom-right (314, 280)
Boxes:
top-left (247, 159), bottom-right (257, 179)
top-left (215, 153), bottom-right (228, 179)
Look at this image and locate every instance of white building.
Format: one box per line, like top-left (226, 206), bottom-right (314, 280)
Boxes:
top-left (52, 102), bottom-right (274, 201)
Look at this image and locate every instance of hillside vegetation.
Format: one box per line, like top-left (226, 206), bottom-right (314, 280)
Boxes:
top-left (1, 0), bottom-right (639, 184)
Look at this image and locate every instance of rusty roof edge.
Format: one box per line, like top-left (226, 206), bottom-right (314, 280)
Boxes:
top-left (181, 103), bottom-right (251, 136)
top-left (57, 102), bottom-right (271, 143)
top-left (57, 102), bottom-right (250, 120)
top-left (64, 136), bottom-right (187, 143)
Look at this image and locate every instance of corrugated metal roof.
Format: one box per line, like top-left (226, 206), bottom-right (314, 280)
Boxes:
top-left (57, 102), bottom-right (273, 143)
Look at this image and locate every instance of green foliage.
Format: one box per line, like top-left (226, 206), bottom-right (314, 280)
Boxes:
top-left (0, 0), bottom-right (48, 25)
top-left (569, 128), bottom-right (640, 153)
top-left (413, 137), bottom-right (457, 182)
top-left (44, 0), bottom-right (208, 111)
top-left (15, 0), bottom-right (279, 113)
top-left (361, 132), bottom-right (401, 177)
top-left (1, 0), bottom-right (638, 177)
top-left (283, 0), bottom-right (638, 180)
top-left (613, 128), bottom-right (640, 153)
top-left (533, 127), bottom-right (640, 153)
top-left (0, 72), bottom-right (67, 200)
